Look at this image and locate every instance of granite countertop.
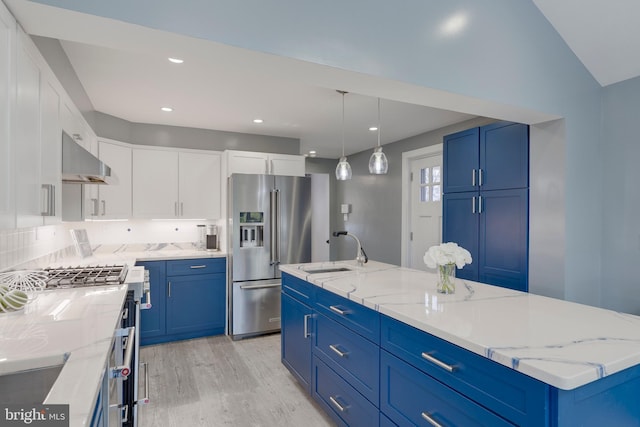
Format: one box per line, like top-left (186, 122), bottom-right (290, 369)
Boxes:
top-left (279, 260), bottom-right (640, 391)
top-left (0, 285), bottom-right (128, 427)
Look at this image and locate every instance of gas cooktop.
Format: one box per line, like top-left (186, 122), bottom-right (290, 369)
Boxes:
top-left (43, 265), bottom-right (128, 289)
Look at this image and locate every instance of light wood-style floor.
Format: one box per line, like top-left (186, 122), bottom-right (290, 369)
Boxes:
top-left (138, 333), bottom-right (335, 427)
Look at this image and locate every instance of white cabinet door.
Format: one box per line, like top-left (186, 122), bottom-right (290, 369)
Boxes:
top-left (39, 79), bottom-right (61, 225)
top-left (269, 154), bottom-right (306, 176)
top-left (227, 150), bottom-right (268, 175)
top-left (132, 148), bottom-right (178, 218)
top-left (95, 141), bottom-right (132, 219)
top-left (226, 150), bottom-right (306, 176)
top-left (0, 3), bottom-right (15, 229)
top-left (179, 151), bottom-right (221, 219)
top-left (14, 31), bottom-right (41, 229)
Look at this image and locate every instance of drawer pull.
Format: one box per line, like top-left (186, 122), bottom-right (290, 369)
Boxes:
top-left (303, 314), bottom-right (311, 338)
top-left (329, 305), bottom-right (349, 316)
top-left (421, 352), bottom-right (456, 373)
top-left (329, 396), bottom-right (347, 412)
top-left (421, 411), bottom-right (443, 427)
top-left (329, 344), bottom-right (348, 358)
top-left (190, 265), bottom-right (207, 269)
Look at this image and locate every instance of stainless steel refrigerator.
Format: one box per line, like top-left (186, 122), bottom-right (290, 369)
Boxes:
top-left (228, 173), bottom-right (311, 339)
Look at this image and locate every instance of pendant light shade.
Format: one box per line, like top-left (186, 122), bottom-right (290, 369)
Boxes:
top-left (335, 90), bottom-right (352, 181)
top-left (369, 98), bottom-right (389, 175)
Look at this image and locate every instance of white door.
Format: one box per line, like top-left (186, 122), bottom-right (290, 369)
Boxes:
top-left (97, 141), bottom-right (132, 219)
top-left (132, 148), bottom-right (178, 218)
top-left (179, 151), bottom-right (221, 219)
top-left (409, 154), bottom-right (443, 271)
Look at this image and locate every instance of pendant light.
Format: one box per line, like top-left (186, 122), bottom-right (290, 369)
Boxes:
top-left (369, 97), bottom-right (389, 174)
top-left (335, 90), bottom-right (352, 181)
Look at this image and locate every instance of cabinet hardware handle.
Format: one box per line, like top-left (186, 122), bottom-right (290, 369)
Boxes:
top-left (174, 202), bottom-right (178, 217)
top-left (101, 200), bottom-right (106, 216)
top-left (421, 352), bottom-right (456, 372)
top-left (91, 198), bottom-right (99, 216)
top-left (329, 396), bottom-right (347, 412)
top-left (180, 202), bottom-right (184, 216)
top-left (472, 196), bottom-right (476, 214)
top-left (168, 281), bottom-right (171, 297)
top-left (137, 362), bottom-right (150, 405)
top-left (190, 265), bottom-right (207, 269)
top-left (329, 344), bottom-right (348, 358)
top-left (471, 169), bottom-right (476, 186)
top-left (479, 168), bottom-right (483, 186)
top-left (240, 283), bottom-right (280, 290)
top-left (329, 305), bottom-right (349, 316)
top-left (478, 195), bottom-right (483, 214)
top-left (421, 411), bottom-right (443, 427)
top-left (303, 314), bottom-right (311, 338)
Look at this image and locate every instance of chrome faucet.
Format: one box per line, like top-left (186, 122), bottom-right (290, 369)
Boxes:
top-left (332, 231), bottom-right (368, 266)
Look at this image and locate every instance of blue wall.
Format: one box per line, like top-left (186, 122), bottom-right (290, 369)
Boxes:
top-left (31, 0), bottom-right (609, 307)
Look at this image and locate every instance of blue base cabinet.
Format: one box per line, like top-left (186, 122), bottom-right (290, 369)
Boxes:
top-left (138, 258), bottom-right (226, 346)
top-left (281, 273), bottom-right (640, 427)
top-left (443, 121), bottom-right (529, 292)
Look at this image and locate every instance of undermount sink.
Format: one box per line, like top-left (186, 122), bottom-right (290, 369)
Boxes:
top-left (303, 267), bottom-right (354, 274)
top-left (0, 364), bottom-right (65, 405)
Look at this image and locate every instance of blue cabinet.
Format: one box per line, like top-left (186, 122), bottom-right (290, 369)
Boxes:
top-left (138, 257), bottom-right (226, 346)
top-left (282, 274), bottom-right (640, 426)
top-left (443, 121), bottom-right (529, 291)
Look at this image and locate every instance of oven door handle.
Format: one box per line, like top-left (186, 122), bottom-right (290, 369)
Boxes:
top-left (136, 362), bottom-right (150, 406)
top-left (141, 286), bottom-right (152, 310)
top-left (110, 326), bottom-right (136, 379)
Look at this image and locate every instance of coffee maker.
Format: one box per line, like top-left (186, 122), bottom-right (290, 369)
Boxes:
top-left (206, 225), bottom-right (219, 251)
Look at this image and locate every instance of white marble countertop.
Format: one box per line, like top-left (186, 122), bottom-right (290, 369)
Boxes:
top-left (0, 243), bottom-right (227, 426)
top-left (0, 285), bottom-right (128, 427)
top-left (280, 260), bottom-right (640, 390)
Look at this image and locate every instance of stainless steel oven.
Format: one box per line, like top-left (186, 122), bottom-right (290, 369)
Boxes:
top-left (44, 265), bottom-right (151, 427)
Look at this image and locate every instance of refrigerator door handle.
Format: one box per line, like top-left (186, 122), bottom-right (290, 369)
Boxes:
top-left (270, 189), bottom-right (280, 265)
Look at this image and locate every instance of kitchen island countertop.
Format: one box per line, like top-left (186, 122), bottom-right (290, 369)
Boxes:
top-left (280, 260), bottom-right (640, 390)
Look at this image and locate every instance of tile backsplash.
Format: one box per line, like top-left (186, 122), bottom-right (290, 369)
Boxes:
top-left (0, 219), bottom-right (225, 271)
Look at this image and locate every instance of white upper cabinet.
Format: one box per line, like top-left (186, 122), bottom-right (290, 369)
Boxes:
top-left (226, 150), bottom-right (305, 176)
top-left (179, 151), bottom-right (221, 219)
top-left (132, 147), bottom-right (221, 219)
top-left (86, 140), bottom-right (132, 219)
top-left (0, 2), bottom-right (15, 229)
top-left (14, 28), bottom-right (42, 228)
top-left (39, 79), bottom-right (61, 225)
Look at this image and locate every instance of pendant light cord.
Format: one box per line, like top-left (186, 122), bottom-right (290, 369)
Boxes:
top-left (342, 92), bottom-right (346, 157)
top-left (377, 98), bottom-right (381, 148)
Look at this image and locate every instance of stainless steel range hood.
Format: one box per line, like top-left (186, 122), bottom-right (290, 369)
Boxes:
top-left (61, 131), bottom-right (113, 184)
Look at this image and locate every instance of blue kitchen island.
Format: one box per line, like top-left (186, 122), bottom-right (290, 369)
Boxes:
top-left (280, 261), bottom-right (640, 427)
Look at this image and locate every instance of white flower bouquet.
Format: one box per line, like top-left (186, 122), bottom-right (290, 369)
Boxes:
top-left (423, 242), bottom-right (472, 293)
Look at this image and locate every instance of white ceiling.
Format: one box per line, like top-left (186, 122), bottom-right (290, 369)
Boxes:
top-left (7, 1), bottom-right (639, 158)
top-left (532, 0), bottom-right (640, 87)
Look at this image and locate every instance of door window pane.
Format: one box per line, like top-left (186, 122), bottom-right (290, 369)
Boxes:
top-left (432, 185), bottom-right (441, 202)
top-left (432, 166), bottom-right (441, 183)
top-left (420, 167), bottom-right (429, 184)
top-left (420, 186), bottom-right (430, 202)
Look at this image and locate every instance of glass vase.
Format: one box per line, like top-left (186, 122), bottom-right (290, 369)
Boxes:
top-left (437, 263), bottom-right (456, 294)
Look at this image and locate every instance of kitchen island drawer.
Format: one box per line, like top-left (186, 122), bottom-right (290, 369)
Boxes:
top-left (314, 312), bottom-right (379, 405)
top-left (315, 286), bottom-right (380, 344)
top-left (313, 356), bottom-right (379, 427)
top-left (282, 272), bottom-right (314, 304)
top-left (381, 350), bottom-right (514, 427)
top-left (381, 315), bottom-right (548, 427)
top-left (166, 257), bottom-right (225, 276)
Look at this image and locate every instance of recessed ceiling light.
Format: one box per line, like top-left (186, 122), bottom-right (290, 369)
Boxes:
top-left (309, 150), bottom-right (317, 157)
top-left (161, 107), bottom-right (173, 112)
top-left (369, 126), bottom-right (378, 131)
top-left (168, 57), bottom-right (184, 64)
top-left (253, 119), bottom-right (264, 124)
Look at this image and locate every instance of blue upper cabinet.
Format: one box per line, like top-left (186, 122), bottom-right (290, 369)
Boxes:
top-left (443, 121), bottom-right (529, 292)
top-left (443, 127), bottom-right (480, 193)
top-left (444, 122), bottom-right (529, 194)
top-left (480, 122), bottom-right (529, 191)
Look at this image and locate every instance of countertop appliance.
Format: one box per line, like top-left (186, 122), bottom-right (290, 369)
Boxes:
top-left (43, 264), bottom-right (151, 427)
top-left (228, 173), bottom-right (311, 339)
